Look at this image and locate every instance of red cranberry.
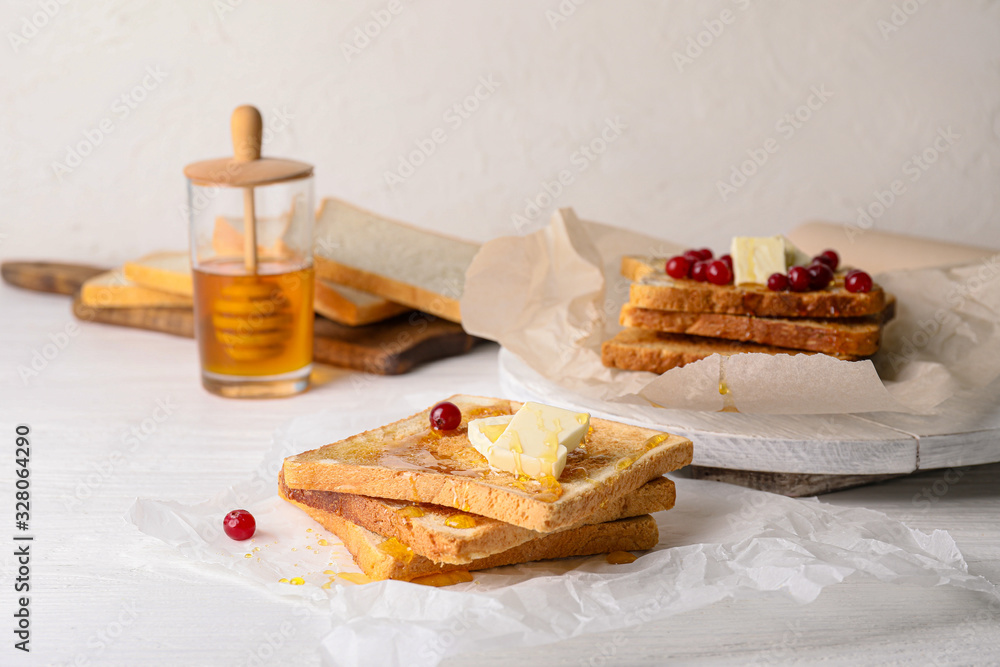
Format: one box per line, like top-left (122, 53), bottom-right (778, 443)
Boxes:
top-left (787, 266), bottom-right (811, 292)
top-left (682, 250), bottom-right (702, 264)
top-left (695, 248), bottom-right (714, 261)
top-left (706, 259), bottom-right (732, 285)
top-left (845, 270), bottom-right (873, 293)
top-left (812, 254), bottom-right (835, 269)
top-left (767, 273), bottom-right (789, 291)
top-left (665, 255), bottom-right (691, 280)
top-left (819, 249), bottom-right (839, 271)
top-left (430, 401), bottom-right (462, 431)
top-left (223, 509), bottom-right (256, 541)
top-left (719, 254), bottom-right (733, 271)
top-left (807, 262), bottom-right (834, 290)
top-left (690, 260), bottom-right (709, 282)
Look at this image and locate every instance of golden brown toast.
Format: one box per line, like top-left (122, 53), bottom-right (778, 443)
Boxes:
top-left (281, 395), bottom-right (692, 533)
top-left (313, 278), bottom-right (409, 326)
top-left (601, 328), bottom-right (862, 374)
top-left (619, 297), bottom-right (895, 357)
top-left (623, 256), bottom-right (886, 318)
top-left (281, 486), bottom-right (659, 582)
top-left (279, 471), bottom-right (674, 564)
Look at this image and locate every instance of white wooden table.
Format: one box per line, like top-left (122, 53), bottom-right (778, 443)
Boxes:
top-left (2, 281), bottom-right (998, 666)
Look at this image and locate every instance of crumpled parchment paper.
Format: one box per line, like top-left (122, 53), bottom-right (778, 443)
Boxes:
top-left (460, 208), bottom-right (1000, 414)
top-left (129, 408), bottom-right (999, 666)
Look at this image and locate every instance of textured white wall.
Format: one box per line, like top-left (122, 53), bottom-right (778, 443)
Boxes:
top-left (2, 0), bottom-right (999, 265)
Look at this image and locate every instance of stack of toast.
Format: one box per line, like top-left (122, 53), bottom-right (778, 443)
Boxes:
top-left (602, 256), bottom-right (894, 373)
top-left (279, 395), bottom-right (693, 583)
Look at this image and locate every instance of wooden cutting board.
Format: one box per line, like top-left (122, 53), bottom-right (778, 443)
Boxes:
top-left (2, 261), bottom-right (480, 375)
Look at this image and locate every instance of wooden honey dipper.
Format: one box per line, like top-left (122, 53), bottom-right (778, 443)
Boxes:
top-left (209, 105), bottom-right (292, 363)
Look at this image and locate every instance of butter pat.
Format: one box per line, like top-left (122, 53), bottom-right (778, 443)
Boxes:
top-left (467, 403), bottom-right (590, 479)
top-left (730, 235), bottom-right (810, 285)
top-left (467, 416), bottom-right (513, 452)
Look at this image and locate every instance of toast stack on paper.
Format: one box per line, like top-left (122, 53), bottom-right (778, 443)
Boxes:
top-left (603, 255), bottom-right (894, 373)
top-left (280, 395), bottom-right (692, 582)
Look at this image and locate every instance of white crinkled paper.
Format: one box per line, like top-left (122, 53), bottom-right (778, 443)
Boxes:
top-left (129, 409), bottom-right (999, 666)
top-left (460, 209), bottom-right (1000, 414)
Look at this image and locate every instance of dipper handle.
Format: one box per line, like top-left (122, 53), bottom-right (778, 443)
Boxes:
top-left (231, 105), bottom-right (262, 162)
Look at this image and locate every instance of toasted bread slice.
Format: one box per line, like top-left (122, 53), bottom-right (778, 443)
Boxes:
top-left (313, 279), bottom-right (410, 326)
top-left (312, 198), bottom-right (480, 324)
top-left (79, 270), bottom-right (193, 308)
top-left (623, 256), bottom-right (885, 318)
top-left (619, 296), bottom-right (895, 357)
top-left (602, 328), bottom-right (862, 374)
top-left (281, 395), bottom-right (692, 533)
top-left (280, 471), bottom-right (674, 564)
top-left (281, 487), bottom-right (659, 582)
top-left (122, 251), bottom-right (193, 297)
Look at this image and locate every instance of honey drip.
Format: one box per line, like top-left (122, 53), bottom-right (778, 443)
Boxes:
top-left (409, 571), bottom-right (473, 587)
top-left (534, 474), bottom-right (563, 503)
top-left (616, 457), bottom-right (635, 471)
top-left (718, 359), bottom-right (739, 412)
top-left (338, 572), bottom-right (371, 585)
top-left (377, 537), bottom-right (415, 564)
top-left (643, 433), bottom-right (670, 451)
top-left (396, 505), bottom-right (426, 518)
top-left (606, 551), bottom-right (637, 565)
top-left (444, 514), bottom-right (477, 529)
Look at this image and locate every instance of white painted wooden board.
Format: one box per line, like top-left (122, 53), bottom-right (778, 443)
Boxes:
top-left (499, 348), bottom-right (1000, 475)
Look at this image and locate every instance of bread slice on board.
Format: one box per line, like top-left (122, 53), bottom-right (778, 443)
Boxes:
top-left (280, 471), bottom-right (674, 564)
top-left (312, 198), bottom-right (480, 324)
top-left (122, 251), bottom-right (193, 297)
top-left (281, 395), bottom-right (692, 533)
top-left (623, 256), bottom-right (886, 318)
top-left (281, 487), bottom-right (659, 582)
top-left (79, 270), bottom-right (193, 308)
top-left (313, 279), bottom-right (409, 326)
top-left (602, 327), bottom-right (861, 374)
top-left (619, 297), bottom-right (895, 357)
